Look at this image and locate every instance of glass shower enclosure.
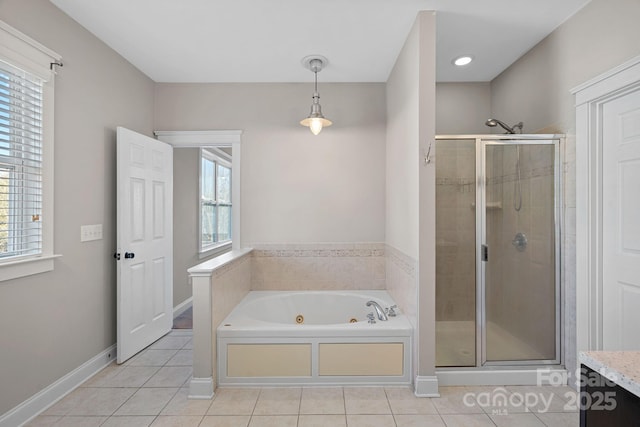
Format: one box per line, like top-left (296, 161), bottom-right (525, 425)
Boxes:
top-left (435, 135), bottom-right (561, 368)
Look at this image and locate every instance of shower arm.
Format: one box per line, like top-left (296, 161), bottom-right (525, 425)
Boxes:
top-left (485, 118), bottom-right (524, 134)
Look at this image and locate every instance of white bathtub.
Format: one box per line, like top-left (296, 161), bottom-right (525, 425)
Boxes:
top-left (217, 290), bottom-right (413, 386)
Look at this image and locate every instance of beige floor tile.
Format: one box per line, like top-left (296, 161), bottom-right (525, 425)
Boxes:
top-left (299, 387), bottom-right (345, 414)
top-left (385, 386), bottom-right (438, 414)
top-left (199, 415), bottom-right (250, 427)
top-left (298, 414), bottom-right (346, 427)
top-left (207, 388), bottom-right (260, 415)
top-left (470, 386), bottom-right (529, 415)
top-left (67, 388), bottom-right (137, 416)
top-left (166, 350), bottom-right (193, 367)
top-left (168, 330), bottom-right (193, 337)
top-left (115, 388), bottom-right (179, 416)
top-left (161, 387), bottom-right (213, 416)
top-left (127, 349), bottom-right (180, 367)
top-left (346, 414), bottom-right (396, 427)
top-left (394, 414), bottom-right (446, 427)
top-left (42, 386), bottom-right (96, 416)
top-left (247, 415), bottom-right (298, 427)
top-left (143, 366), bottom-right (192, 388)
top-left (490, 412), bottom-right (546, 426)
top-left (150, 336), bottom-right (192, 350)
top-left (253, 387), bottom-right (301, 415)
top-left (534, 411), bottom-right (579, 427)
top-left (101, 416), bottom-right (156, 427)
top-left (149, 415), bottom-right (204, 426)
top-left (81, 363), bottom-right (126, 387)
top-left (505, 386), bottom-right (574, 413)
top-left (344, 387), bottom-right (391, 414)
top-left (104, 367), bottom-right (161, 388)
top-left (440, 414), bottom-right (496, 427)
top-left (431, 387), bottom-right (484, 415)
top-left (54, 416), bottom-right (107, 426)
top-left (23, 415), bottom-right (62, 426)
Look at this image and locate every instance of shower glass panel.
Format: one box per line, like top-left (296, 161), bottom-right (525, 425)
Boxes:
top-left (484, 143), bottom-right (557, 362)
top-left (435, 139), bottom-right (476, 367)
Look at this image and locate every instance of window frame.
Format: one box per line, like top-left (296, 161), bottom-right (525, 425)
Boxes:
top-left (199, 147), bottom-right (232, 258)
top-left (0, 21), bottom-right (61, 281)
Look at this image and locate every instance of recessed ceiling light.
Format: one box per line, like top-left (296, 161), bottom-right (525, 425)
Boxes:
top-left (453, 55), bottom-right (473, 66)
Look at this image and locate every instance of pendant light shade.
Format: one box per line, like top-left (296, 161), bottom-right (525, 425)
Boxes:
top-left (300, 56), bottom-right (332, 135)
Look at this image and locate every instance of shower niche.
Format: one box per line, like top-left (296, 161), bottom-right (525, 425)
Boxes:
top-left (435, 135), bottom-right (562, 369)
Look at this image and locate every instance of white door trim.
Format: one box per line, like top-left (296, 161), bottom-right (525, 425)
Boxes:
top-left (573, 55), bottom-right (640, 352)
top-left (154, 130), bottom-right (243, 249)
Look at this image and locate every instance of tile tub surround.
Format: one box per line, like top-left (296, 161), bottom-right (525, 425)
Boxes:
top-left (250, 243), bottom-right (386, 291)
top-left (580, 351), bottom-right (640, 398)
top-left (28, 331), bottom-right (579, 427)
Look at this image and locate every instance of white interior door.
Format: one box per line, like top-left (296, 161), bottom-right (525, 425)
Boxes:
top-left (117, 127), bottom-right (173, 363)
top-left (602, 89), bottom-right (640, 350)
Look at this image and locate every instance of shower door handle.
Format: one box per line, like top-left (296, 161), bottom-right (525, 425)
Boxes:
top-left (481, 244), bottom-right (488, 262)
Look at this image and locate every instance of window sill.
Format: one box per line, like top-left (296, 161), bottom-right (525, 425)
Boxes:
top-left (199, 242), bottom-right (232, 260)
top-left (0, 254), bottom-right (62, 282)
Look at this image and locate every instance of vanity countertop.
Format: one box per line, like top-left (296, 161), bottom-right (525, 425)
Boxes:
top-left (580, 351), bottom-right (640, 398)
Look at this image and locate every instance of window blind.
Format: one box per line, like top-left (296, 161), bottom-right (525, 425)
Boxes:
top-left (0, 60), bottom-right (43, 258)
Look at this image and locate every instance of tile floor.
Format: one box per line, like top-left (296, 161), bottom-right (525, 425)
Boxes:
top-left (27, 329), bottom-right (579, 427)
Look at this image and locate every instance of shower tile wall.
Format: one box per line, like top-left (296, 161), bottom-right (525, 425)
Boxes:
top-left (435, 141), bottom-right (476, 323)
top-left (250, 243), bottom-right (385, 291)
top-left (485, 144), bottom-right (556, 360)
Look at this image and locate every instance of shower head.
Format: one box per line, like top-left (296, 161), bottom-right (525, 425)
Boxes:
top-left (485, 118), bottom-right (523, 134)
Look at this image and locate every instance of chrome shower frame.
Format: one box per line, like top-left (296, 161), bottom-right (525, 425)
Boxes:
top-left (435, 134), bottom-right (564, 371)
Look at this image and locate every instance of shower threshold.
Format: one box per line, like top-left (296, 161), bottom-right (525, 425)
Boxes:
top-left (436, 366), bottom-right (568, 387)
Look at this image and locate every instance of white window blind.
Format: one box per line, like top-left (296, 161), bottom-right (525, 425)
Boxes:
top-left (0, 60), bottom-right (43, 258)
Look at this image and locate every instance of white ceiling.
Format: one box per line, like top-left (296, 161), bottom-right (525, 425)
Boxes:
top-left (50, 0), bottom-right (591, 83)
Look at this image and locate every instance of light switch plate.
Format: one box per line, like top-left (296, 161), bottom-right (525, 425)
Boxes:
top-left (81, 224), bottom-right (103, 242)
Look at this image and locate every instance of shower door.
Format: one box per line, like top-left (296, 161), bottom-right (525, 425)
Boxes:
top-left (435, 135), bottom-right (561, 368)
top-left (482, 140), bottom-right (560, 364)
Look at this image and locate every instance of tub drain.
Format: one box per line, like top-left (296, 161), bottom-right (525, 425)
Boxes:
top-left (295, 314), bottom-right (304, 324)
top-left (349, 318), bottom-right (358, 323)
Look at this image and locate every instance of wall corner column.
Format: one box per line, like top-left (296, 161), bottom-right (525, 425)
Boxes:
top-left (188, 272), bottom-right (214, 399)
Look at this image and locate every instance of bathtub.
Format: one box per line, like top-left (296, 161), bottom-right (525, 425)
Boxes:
top-left (217, 290), bottom-right (413, 386)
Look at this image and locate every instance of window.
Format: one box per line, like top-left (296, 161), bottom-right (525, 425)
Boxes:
top-left (0, 60), bottom-right (43, 258)
top-left (0, 21), bottom-right (60, 280)
top-left (200, 148), bottom-right (231, 254)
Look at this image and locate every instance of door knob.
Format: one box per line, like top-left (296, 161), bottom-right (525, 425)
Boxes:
top-left (124, 252), bottom-right (135, 259)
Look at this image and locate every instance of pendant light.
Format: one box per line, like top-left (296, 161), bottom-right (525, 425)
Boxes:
top-left (300, 55), bottom-right (332, 135)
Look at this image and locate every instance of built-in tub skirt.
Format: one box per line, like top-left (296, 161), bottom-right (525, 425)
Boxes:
top-left (217, 291), bottom-right (413, 386)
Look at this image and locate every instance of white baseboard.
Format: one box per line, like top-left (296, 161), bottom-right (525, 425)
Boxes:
top-left (189, 376), bottom-right (214, 399)
top-left (414, 375), bottom-right (440, 397)
top-left (174, 297), bottom-right (193, 318)
top-left (0, 344), bottom-right (116, 427)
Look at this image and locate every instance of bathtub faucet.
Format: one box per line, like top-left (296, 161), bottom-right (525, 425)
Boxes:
top-left (366, 300), bottom-right (388, 321)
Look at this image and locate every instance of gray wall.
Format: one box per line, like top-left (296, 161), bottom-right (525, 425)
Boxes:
top-left (490, 0), bottom-right (640, 385)
top-left (154, 83), bottom-right (387, 247)
top-left (0, 0), bottom-right (155, 414)
top-left (386, 11), bottom-right (437, 384)
top-left (436, 82), bottom-right (491, 135)
top-left (173, 148), bottom-right (200, 307)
